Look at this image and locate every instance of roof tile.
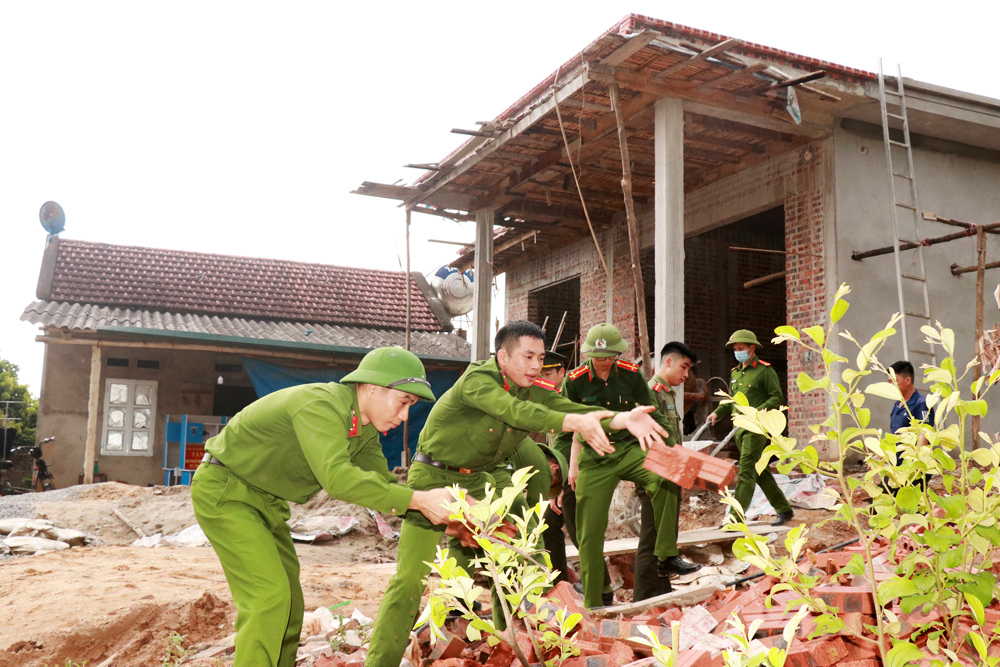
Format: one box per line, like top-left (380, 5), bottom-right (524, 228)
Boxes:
top-left (47, 239), bottom-right (446, 332)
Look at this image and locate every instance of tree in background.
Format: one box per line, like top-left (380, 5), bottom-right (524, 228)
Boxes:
top-left (0, 357), bottom-right (38, 456)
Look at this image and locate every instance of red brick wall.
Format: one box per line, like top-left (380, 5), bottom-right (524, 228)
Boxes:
top-left (506, 139), bottom-right (834, 454)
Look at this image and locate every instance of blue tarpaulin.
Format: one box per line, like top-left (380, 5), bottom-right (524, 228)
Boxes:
top-left (241, 357), bottom-right (461, 469)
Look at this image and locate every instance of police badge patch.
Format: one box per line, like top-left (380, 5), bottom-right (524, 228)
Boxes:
top-left (595, 338), bottom-right (607, 349)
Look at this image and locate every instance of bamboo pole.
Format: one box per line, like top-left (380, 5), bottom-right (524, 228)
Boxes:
top-left (551, 311), bottom-right (568, 352)
top-left (853, 220), bottom-right (1000, 261)
top-left (973, 226), bottom-right (986, 445)
top-left (609, 82), bottom-right (652, 377)
top-left (403, 208), bottom-right (412, 467)
top-left (83, 343), bottom-right (101, 484)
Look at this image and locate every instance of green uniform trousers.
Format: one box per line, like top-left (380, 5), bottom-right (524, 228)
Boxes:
top-left (367, 461), bottom-right (529, 667)
top-left (576, 444), bottom-right (668, 608)
top-left (633, 488), bottom-right (673, 601)
top-left (542, 485), bottom-right (611, 591)
top-left (502, 438), bottom-right (552, 513)
top-left (734, 430), bottom-right (792, 517)
top-left (191, 462), bottom-right (304, 667)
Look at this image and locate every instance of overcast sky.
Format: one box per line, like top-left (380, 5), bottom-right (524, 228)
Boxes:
top-left (2, 1), bottom-right (998, 395)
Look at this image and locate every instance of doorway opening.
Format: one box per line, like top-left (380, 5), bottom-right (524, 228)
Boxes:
top-left (527, 277), bottom-right (581, 366)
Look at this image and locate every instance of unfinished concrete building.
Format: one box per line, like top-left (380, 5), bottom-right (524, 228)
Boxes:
top-left (356, 14), bottom-right (1000, 451)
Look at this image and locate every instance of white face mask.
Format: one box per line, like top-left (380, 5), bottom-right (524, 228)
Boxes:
top-left (734, 350), bottom-right (751, 364)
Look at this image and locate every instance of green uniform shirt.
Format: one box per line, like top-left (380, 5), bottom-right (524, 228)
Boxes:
top-left (417, 357), bottom-right (611, 472)
top-left (205, 382), bottom-right (412, 515)
top-left (712, 357), bottom-right (784, 418)
top-left (555, 359), bottom-right (676, 462)
top-left (648, 374), bottom-right (681, 440)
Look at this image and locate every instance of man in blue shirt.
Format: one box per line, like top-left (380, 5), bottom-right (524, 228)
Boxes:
top-left (887, 360), bottom-right (934, 490)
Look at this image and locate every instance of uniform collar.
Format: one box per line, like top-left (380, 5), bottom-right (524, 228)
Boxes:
top-left (489, 356), bottom-right (519, 395)
top-left (652, 374), bottom-right (675, 393)
top-left (587, 357), bottom-right (618, 382)
top-left (348, 388), bottom-right (362, 438)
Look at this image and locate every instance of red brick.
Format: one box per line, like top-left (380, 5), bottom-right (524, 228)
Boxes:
top-left (548, 581), bottom-right (600, 641)
top-left (429, 660), bottom-right (479, 667)
top-left (837, 661), bottom-right (880, 667)
top-left (562, 656), bottom-right (611, 667)
top-left (608, 640), bottom-right (635, 666)
top-left (677, 648), bottom-right (712, 667)
top-left (483, 642), bottom-right (515, 666)
top-left (428, 631), bottom-right (467, 660)
top-left (784, 636), bottom-right (849, 667)
top-left (813, 586), bottom-right (876, 614)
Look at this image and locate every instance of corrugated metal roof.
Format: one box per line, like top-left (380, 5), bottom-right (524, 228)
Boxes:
top-left (22, 300), bottom-right (471, 360)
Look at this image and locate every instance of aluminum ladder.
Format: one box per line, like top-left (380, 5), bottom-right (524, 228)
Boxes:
top-left (878, 60), bottom-right (936, 363)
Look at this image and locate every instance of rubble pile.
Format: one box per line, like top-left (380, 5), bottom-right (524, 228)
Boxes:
top-left (273, 536), bottom-right (942, 667)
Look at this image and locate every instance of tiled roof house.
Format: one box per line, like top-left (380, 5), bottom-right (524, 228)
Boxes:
top-left (22, 237), bottom-right (470, 488)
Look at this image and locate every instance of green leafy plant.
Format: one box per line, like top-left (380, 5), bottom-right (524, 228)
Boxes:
top-left (416, 467), bottom-right (582, 667)
top-left (720, 605), bottom-right (810, 667)
top-left (717, 283), bottom-right (1000, 666)
top-left (161, 631), bottom-right (188, 667)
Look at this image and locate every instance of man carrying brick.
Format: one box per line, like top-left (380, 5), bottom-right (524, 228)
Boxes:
top-left (191, 347), bottom-right (458, 667)
top-left (648, 341), bottom-right (703, 581)
top-left (561, 323), bottom-right (695, 608)
top-left (366, 320), bottom-right (670, 667)
top-left (707, 330), bottom-right (793, 526)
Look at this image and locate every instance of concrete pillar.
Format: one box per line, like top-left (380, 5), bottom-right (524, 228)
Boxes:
top-left (654, 98), bottom-right (684, 399)
top-left (83, 343), bottom-right (101, 484)
top-left (470, 208), bottom-right (494, 360)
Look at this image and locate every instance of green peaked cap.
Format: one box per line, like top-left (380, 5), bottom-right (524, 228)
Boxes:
top-left (341, 347), bottom-right (436, 401)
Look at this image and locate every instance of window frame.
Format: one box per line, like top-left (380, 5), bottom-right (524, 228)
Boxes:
top-left (100, 379), bottom-right (157, 457)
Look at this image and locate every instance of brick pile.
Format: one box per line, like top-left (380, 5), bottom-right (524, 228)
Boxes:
top-left (383, 536), bottom-right (917, 667)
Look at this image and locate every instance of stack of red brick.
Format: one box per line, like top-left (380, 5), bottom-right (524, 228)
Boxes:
top-left (642, 442), bottom-right (736, 492)
top-left (324, 534), bottom-right (1000, 666)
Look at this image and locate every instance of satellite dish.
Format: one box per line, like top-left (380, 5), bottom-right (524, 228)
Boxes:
top-left (39, 201), bottom-right (66, 236)
top-left (429, 266), bottom-right (475, 316)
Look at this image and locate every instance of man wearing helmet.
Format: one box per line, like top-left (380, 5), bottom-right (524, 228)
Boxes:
top-left (559, 324), bottom-right (697, 608)
top-left (367, 320), bottom-right (670, 667)
top-left (707, 330), bottom-right (793, 526)
top-left (191, 347), bottom-right (456, 667)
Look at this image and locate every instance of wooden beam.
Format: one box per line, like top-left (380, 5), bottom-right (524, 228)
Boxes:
top-left (685, 113), bottom-right (797, 143)
top-left (451, 128), bottom-right (497, 138)
top-left (611, 83), bottom-right (653, 377)
top-left (684, 146), bottom-right (742, 164)
top-left (599, 29), bottom-right (662, 67)
top-left (498, 199), bottom-right (616, 228)
top-left (405, 70), bottom-right (590, 208)
top-left (653, 38), bottom-right (743, 80)
top-left (682, 100), bottom-right (828, 138)
top-left (685, 129), bottom-right (762, 154)
top-left (470, 209), bottom-right (494, 361)
top-left (697, 63), bottom-right (768, 91)
top-left (471, 89), bottom-right (662, 209)
top-left (83, 343), bottom-right (101, 485)
top-left (558, 97), bottom-right (613, 114)
top-left (410, 205), bottom-right (476, 222)
top-left (352, 181), bottom-right (474, 212)
top-left (588, 63), bottom-right (824, 137)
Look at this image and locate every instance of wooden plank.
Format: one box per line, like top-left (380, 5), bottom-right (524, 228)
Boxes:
top-left (697, 63), bottom-right (768, 91)
top-left (610, 82), bottom-right (653, 377)
top-left (599, 30), bottom-right (662, 67)
top-left (565, 523), bottom-right (791, 560)
top-left (682, 100), bottom-right (828, 139)
top-left (406, 70), bottom-right (590, 208)
top-left (588, 62), bottom-right (824, 137)
top-left (471, 89), bottom-right (661, 210)
top-left (685, 146), bottom-right (742, 164)
top-left (558, 96), bottom-right (613, 114)
top-left (592, 583), bottom-right (725, 616)
top-left (470, 209), bottom-right (494, 361)
top-left (653, 38), bottom-right (743, 80)
top-left (685, 112), bottom-right (797, 144)
top-left (352, 181), bottom-right (474, 212)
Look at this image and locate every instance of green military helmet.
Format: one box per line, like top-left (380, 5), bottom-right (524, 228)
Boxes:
top-left (725, 329), bottom-right (763, 348)
top-left (581, 323), bottom-right (628, 358)
top-left (340, 347), bottom-right (436, 401)
top-left (538, 443), bottom-right (568, 498)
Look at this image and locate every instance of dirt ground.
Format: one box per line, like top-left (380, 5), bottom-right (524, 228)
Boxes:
top-left (0, 478), bottom-right (856, 667)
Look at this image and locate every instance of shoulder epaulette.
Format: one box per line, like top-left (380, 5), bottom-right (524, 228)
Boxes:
top-left (731, 365), bottom-right (739, 372)
top-left (532, 377), bottom-right (557, 391)
top-left (568, 364), bottom-right (590, 381)
top-left (616, 359), bottom-right (639, 373)
top-left (652, 382), bottom-right (666, 393)
top-left (758, 359), bottom-right (771, 366)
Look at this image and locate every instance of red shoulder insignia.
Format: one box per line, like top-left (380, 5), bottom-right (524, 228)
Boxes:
top-left (533, 377), bottom-right (557, 391)
top-left (652, 382), bottom-right (666, 393)
top-left (758, 359), bottom-right (771, 366)
top-left (568, 365), bottom-right (590, 381)
top-left (616, 360), bottom-right (639, 373)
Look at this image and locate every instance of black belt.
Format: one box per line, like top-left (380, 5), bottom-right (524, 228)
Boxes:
top-left (412, 452), bottom-right (474, 474)
top-left (202, 453), bottom-right (226, 468)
